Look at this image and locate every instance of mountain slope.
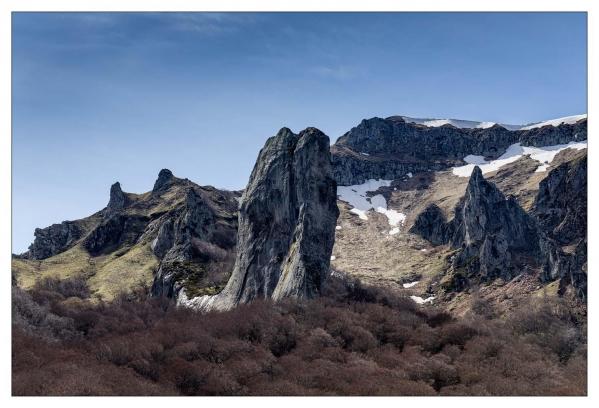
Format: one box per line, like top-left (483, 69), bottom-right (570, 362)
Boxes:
top-left (13, 171), bottom-right (240, 300)
top-left (13, 114), bottom-right (588, 310)
top-left (330, 114), bottom-right (587, 311)
top-left (332, 115), bottom-right (587, 185)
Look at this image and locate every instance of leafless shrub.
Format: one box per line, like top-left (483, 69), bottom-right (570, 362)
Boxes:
top-left (12, 276), bottom-right (586, 396)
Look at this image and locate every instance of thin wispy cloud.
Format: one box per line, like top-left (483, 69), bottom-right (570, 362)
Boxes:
top-left (163, 13), bottom-right (260, 35)
top-left (310, 65), bottom-right (361, 80)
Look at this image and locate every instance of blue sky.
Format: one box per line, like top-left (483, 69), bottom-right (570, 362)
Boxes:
top-left (12, 12), bottom-right (587, 253)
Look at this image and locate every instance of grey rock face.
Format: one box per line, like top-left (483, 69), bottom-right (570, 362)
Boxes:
top-left (534, 154), bottom-right (586, 245)
top-left (449, 167), bottom-right (540, 281)
top-left (150, 187), bottom-right (237, 298)
top-left (194, 127), bottom-right (339, 310)
top-left (105, 182), bottom-right (129, 218)
top-left (408, 204), bottom-right (450, 246)
top-left (331, 145), bottom-right (451, 186)
top-left (153, 169), bottom-right (175, 194)
top-left (534, 154), bottom-right (587, 299)
top-left (519, 119), bottom-right (587, 147)
top-left (26, 222), bottom-right (83, 260)
top-left (151, 219), bottom-right (174, 259)
top-left (332, 117), bottom-right (587, 185)
top-left (83, 214), bottom-right (150, 255)
top-left (411, 167), bottom-right (540, 285)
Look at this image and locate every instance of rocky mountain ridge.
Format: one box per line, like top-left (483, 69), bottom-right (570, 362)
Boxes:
top-left (332, 116), bottom-right (587, 185)
top-left (14, 170), bottom-right (240, 300)
top-left (13, 113), bottom-right (588, 309)
top-left (408, 154), bottom-right (586, 299)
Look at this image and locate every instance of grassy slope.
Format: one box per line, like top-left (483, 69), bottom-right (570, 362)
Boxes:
top-left (13, 242), bottom-right (158, 301)
top-left (332, 149), bottom-right (587, 315)
top-left (11, 184), bottom-right (191, 301)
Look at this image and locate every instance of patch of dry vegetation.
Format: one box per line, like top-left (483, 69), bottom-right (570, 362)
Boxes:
top-left (12, 276), bottom-right (586, 396)
top-left (13, 243), bottom-right (158, 301)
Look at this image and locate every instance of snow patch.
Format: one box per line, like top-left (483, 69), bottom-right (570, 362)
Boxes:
top-left (401, 114), bottom-right (586, 132)
top-left (360, 152), bottom-right (370, 156)
top-left (338, 179), bottom-right (407, 231)
top-left (535, 164), bottom-right (550, 173)
top-left (407, 172), bottom-right (413, 178)
top-left (520, 114), bottom-right (587, 130)
top-left (389, 227), bottom-right (400, 235)
top-left (401, 116), bottom-right (521, 131)
top-left (452, 141), bottom-right (587, 177)
top-left (335, 225), bottom-right (342, 230)
top-left (330, 256), bottom-right (336, 261)
top-left (403, 281), bottom-right (419, 288)
top-left (410, 295), bottom-right (436, 304)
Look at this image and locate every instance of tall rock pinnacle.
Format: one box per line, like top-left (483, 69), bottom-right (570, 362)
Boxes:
top-left (449, 166), bottom-right (540, 281)
top-left (182, 127), bottom-right (339, 310)
top-left (153, 169), bottom-right (175, 193)
top-left (106, 182), bottom-right (128, 217)
top-left (411, 166), bottom-right (540, 287)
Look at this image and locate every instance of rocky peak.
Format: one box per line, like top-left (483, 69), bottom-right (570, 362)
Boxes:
top-left (183, 126), bottom-right (339, 311)
top-left (411, 166), bottom-right (540, 287)
top-left (450, 166), bottom-right (540, 280)
top-left (152, 169), bottom-right (175, 193)
top-left (106, 182), bottom-right (129, 217)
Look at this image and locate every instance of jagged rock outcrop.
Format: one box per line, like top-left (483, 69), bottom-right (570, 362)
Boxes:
top-left (83, 214), bottom-right (150, 255)
top-left (105, 182), bottom-right (129, 218)
top-left (534, 154), bottom-right (586, 245)
top-left (25, 221), bottom-right (83, 260)
top-left (182, 127), bottom-right (339, 311)
top-left (151, 219), bottom-right (174, 259)
top-left (23, 181), bottom-right (134, 260)
top-left (153, 169), bottom-right (175, 194)
top-left (449, 167), bottom-right (540, 281)
top-left (408, 204), bottom-right (450, 246)
top-left (19, 168), bottom-right (240, 301)
top-left (150, 187), bottom-right (237, 298)
top-left (520, 118), bottom-right (587, 147)
top-left (331, 144), bottom-right (450, 186)
top-left (534, 153), bottom-right (587, 299)
top-left (332, 117), bottom-right (587, 185)
top-left (409, 155), bottom-right (587, 299)
top-left (411, 166), bottom-right (540, 287)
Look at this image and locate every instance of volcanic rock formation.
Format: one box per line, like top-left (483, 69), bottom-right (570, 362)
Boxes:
top-left (25, 221), bottom-right (83, 260)
top-left (182, 127), bottom-right (339, 311)
top-left (533, 153), bottom-right (587, 299)
top-left (332, 117), bottom-right (587, 185)
top-left (411, 166), bottom-right (541, 288)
